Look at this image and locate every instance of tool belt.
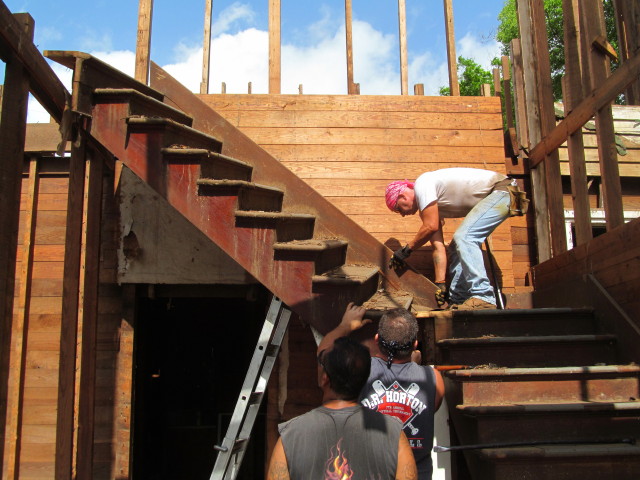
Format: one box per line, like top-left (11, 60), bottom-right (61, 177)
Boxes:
top-left (492, 178), bottom-right (530, 217)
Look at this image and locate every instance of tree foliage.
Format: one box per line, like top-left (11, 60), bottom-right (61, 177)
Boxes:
top-left (439, 57), bottom-right (497, 96)
top-left (496, 0), bottom-right (619, 101)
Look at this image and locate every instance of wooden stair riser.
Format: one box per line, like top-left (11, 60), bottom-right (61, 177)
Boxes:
top-left (445, 312), bottom-right (597, 338)
top-left (273, 243), bottom-right (348, 275)
top-left (93, 89), bottom-right (193, 126)
top-left (235, 215), bottom-right (315, 243)
top-left (163, 150), bottom-right (254, 182)
top-left (198, 183), bottom-right (284, 212)
top-left (469, 448), bottom-right (640, 480)
top-left (439, 339), bottom-right (617, 368)
top-left (453, 410), bottom-right (640, 444)
top-left (446, 375), bottom-right (640, 404)
top-left (126, 120), bottom-right (222, 152)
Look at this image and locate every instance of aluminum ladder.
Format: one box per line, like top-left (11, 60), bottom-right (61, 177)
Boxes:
top-left (209, 295), bottom-right (291, 480)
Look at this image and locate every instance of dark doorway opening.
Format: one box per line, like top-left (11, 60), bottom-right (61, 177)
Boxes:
top-left (132, 288), bottom-right (269, 479)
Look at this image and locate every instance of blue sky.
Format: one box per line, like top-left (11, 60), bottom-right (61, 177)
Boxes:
top-left (3, 0), bottom-right (508, 121)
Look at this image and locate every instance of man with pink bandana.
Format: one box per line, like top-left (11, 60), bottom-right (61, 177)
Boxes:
top-left (386, 167), bottom-right (515, 310)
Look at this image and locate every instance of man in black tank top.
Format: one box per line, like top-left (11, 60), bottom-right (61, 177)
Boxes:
top-left (318, 303), bottom-right (445, 480)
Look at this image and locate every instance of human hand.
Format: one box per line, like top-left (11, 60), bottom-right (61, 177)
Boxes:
top-left (435, 282), bottom-right (448, 308)
top-left (389, 245), bottom-right (412, 269)
top-left (340, 302), bottom-right (372, 331)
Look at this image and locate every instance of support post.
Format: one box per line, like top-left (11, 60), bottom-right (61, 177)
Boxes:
top-left (345, 0), bottom-right (356, 94)
top-left (200, 0), bottom-right (213, 94)
top-left (398, 0), bottom-right (408, 95)
top-left (0, 14), bottom-right (33, 476)
top-left (269, 0), bottom-right (281, 94)
top-left (443, 0), bottom-right (460, 96)
top-left (613, 0), bottom-right (640, 105)
top-left (135, 0), bottom-right (153, 84)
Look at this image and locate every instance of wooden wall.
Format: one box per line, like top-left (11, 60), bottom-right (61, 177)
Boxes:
top-left (11, 159), bottom-right (131, 479)
top-left (200, 94), bottom-right (532, 293)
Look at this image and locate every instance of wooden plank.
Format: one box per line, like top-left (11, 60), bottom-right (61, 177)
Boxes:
top-left (0, 14), bottom-right (33, 476)
top-left (134, 0), bottom-right (153, 84)
top-left (269, 0), bottom-right (281, 94)
top-left (200, 0), bottom-right (213, 94)
top-left (582, 0), bottom-right (624, 230)
top-left (0, 7), bottom-right (67, 121)
top-left (562, 0), bottom-right (592, 246)
top-left (200, 94), bottom-right (503, 113)
top-left (74, 150), bottom-right (104, 479)
top-left (613, 0), bottom-right (640, 104)
top-left (55, 131), bottom-right (87, 479)
top-left (345, 0), bottom-right (356, 94)
top-left (398, 0), bottom-right (408, 95)
top-left (236, 127), bottom-right (503, 146)
top-left (218, 109), bottom-right (503, 130)
top-left (265, 144), bottom-right (505, 163)
top-left (443, 0), bottom-right (460, 96)
top-left (502, 56), bottom-right (515, 130)
top-left (510, 39), bottom-right (529, 152)
top-left (5, 157), bottom-right (38, 479)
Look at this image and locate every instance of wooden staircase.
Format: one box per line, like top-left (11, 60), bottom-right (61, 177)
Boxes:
top-left (432, 307), bottom-right (640, 479)
top-left (45, 51), bottom-right (437, 334)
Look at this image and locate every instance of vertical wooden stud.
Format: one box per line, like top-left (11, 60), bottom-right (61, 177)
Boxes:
top-left (345, 0), bottom-right (356, 94)
top-left (135, 0), bottom-right (154, 84)
top-left (269, 0), bottom-right (281, 94)
top-left (398, 0), bottom-right (408, 95)
top-left (200, 0), bottom-right (213, 94)
top-left (613, 0), bottom-right (640, 104)
top-left (414, 84), bottom-right (425, 95)
top-left (443, 0), bottom-right (460, 96)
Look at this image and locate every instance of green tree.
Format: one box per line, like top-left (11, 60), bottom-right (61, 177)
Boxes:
top-left (439, 56), bottom-right (497, 96)
top-left (496, 0), bottom-right (619, 101)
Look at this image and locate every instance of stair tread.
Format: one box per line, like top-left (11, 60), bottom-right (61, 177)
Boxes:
top-left (445, 364), bottom-right (640, 378)
top-left (126, 116), bottom-right (222, 146)
top-left (362, 290), bottom-right (413, 312)
top-left (417, 307), bottom-right (594, 319)
top-left (478, 442), bottom-right (640, 459)
top-left (93, 88), bottom-right (192, 125)
top-left (313, 265), bottom-right (379, 284)
top-left (162, 148), bottom-right (250, 168)
top-left (197, 178), bottom-right (283, 193)
top-left (272, 239), bottom-right (348, 252)
top-left (438, 334), bottom-right (616, 346)
top-left (458, 401), bottom-right (640, 414)
top-left (235, 210), bottom-right (314, 219)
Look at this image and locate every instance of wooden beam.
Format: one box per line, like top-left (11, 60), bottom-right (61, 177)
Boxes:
top-left (443, 0), bottom-right (460, 96)
top-left (414, 84), bottom-right (425, 96)
top-left (613, 0), bottom-right (640, 105)
top-left (517, 0), bottom-right (551, 262)
top-left (530, 0), bottom-right (566, 256)
top-left (135, 0), bottom-right (153, 84)
top-left (345, 0), bottom-right (356, 94)
top-left (502, 56), bottom-right (515, 130)
top-left (200, 0), bottom-right (213, 94)
top-left (74, 148), bottom-right (104, 479)
top-left (0, 6), bottom-right (68, 121)
top-left (269, 0), bottom-right (281, 94)
top-left (493, 68), bottom-right (501, 95)
top-left (582, 0), bottom-right (624, 230)
top-left (561, 0), bottom-right (591, 247)
top-left (510, 40), bottom-right (529, 152)
top-left (0, 15), bottom-right (33, 474)
top-left (3, 156), bottom-right (38, 480)
top-left (398, 0), bottom-right (408, 95)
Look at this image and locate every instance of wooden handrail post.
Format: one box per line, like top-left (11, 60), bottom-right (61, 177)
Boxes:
top-left (345, 0), bottom-right (356, 94)
top-left (443, 0), bottom-right (460, 96)
top-left (135, 0), bottom-right (154, 84)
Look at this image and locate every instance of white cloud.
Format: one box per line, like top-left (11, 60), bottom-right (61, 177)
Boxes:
top-left (211, 2), bottom-right (256, 36)
top-left (458, 32), bottom-right (501, 70)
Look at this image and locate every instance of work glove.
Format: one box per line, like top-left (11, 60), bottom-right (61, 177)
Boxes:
top-left (435, 282), bottom-right (448, 308)
top-left (389, 245), bottom-right (412, 269)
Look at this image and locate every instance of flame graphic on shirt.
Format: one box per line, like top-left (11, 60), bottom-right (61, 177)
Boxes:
top-left (324, 439), bottom-right (353, 480)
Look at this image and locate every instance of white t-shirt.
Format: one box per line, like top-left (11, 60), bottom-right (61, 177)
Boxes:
top-left (413, 168), bottom-right (506, 218)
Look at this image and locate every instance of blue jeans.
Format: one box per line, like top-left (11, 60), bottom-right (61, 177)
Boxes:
top-left (447, 190), bottom-right (511, 305)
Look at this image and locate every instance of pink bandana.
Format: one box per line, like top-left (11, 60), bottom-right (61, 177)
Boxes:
top-left (385, 180), bottom-right (414, 211)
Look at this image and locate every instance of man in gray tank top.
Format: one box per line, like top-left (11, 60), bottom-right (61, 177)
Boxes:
top-left (318, 303), bottom-right (445, 480)
top-left (267, 336), bottom-right (417, 480)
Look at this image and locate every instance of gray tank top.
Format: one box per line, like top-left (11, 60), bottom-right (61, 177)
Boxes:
top-left (359, 358), bottom-right (437, 479)
top-left (278, 405), bottom-right (401, 479)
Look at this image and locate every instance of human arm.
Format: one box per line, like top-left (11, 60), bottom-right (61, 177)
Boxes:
top-left (407, 202), bottom-right (441, 252)
top-left (429, 226), bottom-right (447, 284)
top-left (267, 438), bottom-right (290, 480)
top-left (434, 369), bottom-right (445, 411)
top-left (317, 302), bottom-right (372, 355)
top-left (396, 431), bottom-right (418, 480)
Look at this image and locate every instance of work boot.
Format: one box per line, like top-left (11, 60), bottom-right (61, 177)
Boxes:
top-left (454, 297), bottom-right (496, 310)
